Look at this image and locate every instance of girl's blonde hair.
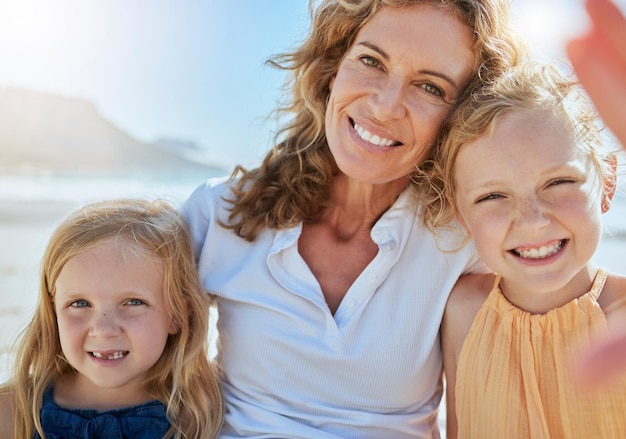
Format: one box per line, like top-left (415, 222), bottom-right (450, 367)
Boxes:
top-left (1, 199), bottom-right (223, 439)
top-left (422, 61), bottom-right (615, 244)
top-left (223, 0), bottom-right (528, 241)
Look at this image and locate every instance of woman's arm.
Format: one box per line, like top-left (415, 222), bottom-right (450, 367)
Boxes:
top-left (567, 0), bottom-right (626, 147)
top-left (567, 0), bottom-right (626, 387)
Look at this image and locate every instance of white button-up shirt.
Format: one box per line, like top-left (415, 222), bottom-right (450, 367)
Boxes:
top-left (182, 177), bottom-right (484, 439)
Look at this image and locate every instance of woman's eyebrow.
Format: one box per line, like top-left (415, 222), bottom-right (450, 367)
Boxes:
top-left (357, 41), bottom-right (390, 61)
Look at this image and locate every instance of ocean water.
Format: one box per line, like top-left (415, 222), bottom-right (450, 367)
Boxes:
top-left (3, 172), bottom-right (626, 232)
top-left (0, 172), bottom-right (227, 207)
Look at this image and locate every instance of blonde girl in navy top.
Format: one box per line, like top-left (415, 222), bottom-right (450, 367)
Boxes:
top-left (0, 199), bottom-right (223, 439)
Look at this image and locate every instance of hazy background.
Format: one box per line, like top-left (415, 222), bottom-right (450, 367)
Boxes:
top-left (1, 0), bottom-right (623, 170)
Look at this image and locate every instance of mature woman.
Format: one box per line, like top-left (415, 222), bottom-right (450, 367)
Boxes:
top-left (183, 0), bottom-right (527, 437)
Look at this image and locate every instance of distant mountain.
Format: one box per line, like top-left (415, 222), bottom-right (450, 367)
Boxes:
top-left (0, 87), bottom-right (227, 176)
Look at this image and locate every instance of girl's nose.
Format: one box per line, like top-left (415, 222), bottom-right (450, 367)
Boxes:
top-left (514, 197), bottom-right (551, 230)
top-left (89, 310), bottom-right (122, 337)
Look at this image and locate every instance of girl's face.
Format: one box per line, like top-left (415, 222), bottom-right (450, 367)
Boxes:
top-left (325, 3), bottom-right (474, 191)
top-left (453, 109), bottom-right (614, 314)
top-left (54, 240), bottom-right (177, 408)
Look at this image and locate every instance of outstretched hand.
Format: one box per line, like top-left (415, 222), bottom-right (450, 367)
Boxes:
top-left (575, 330), bottom-right (626, 387)
top-left (567, 0), bottom-right (626, 147)
top-left (567, 0), bottom-right (626, 386)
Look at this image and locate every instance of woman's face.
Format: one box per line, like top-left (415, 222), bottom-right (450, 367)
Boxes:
top-left (325, 3), bottom-right (474, 189)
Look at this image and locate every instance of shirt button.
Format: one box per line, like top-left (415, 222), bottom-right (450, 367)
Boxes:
top-left (385, 244), bottom-right (393, 251)
top-left (368, 273), bottom-right (377, 282)
top-left (346, 299), bottom-right (356, 307)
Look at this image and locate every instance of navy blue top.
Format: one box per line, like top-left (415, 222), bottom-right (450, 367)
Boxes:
top-left (36, 388), bottom-right (169, 439)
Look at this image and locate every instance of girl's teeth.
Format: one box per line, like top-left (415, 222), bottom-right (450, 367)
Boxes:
top-left (354, 122), bottom-right (396, 147)
top-left (515, 240), bottom-right (564, 259)
top-left (92, 351), bottom-right (125, 360)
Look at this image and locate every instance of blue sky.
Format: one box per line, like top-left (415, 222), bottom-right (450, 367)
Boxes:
top-left (0, 0), bottom-right (622, 168)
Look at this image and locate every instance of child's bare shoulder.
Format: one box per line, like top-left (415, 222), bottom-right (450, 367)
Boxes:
top-left (443, 273), bottom-right (496, 340)
top-left (447, 272), bottom-right (495, 311)
top-left (599, 272), bottom-right (626, 327)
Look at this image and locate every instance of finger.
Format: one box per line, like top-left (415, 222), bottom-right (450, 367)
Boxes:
top-left (585, 0), bottom-right (626, 63)
top-left (567, 31), bottom-right (626, 147)
top-left (575, 331), bottom-right (626, 387)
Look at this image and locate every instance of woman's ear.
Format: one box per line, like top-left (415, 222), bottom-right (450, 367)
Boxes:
top-left (601, 153), bottom-right (618, 213)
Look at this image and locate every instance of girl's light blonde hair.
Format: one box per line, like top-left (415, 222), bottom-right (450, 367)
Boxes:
top-left (422, 61), bottom-right (615, 245)
top-left (0, 198), bottom-right (223, 439)
top-left (223, 0), bottom-right (528, 241)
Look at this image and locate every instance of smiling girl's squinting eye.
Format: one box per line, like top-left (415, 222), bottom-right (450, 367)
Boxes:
top-left (127, 298), bottom-right (145, 306)
top-left (475, 193), bottom-right (503, 204)
top-left (547, 178), bottom-right (577, 187)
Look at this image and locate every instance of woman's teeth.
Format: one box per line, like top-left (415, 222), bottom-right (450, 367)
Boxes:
top-left (353, 122), bottom-right (397, 147)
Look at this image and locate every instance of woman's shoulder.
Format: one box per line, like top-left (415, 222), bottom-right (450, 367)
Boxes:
top-left (188, 175), bottom-right (236, 200)
top-left (182, 175), bottom-right (237, 219)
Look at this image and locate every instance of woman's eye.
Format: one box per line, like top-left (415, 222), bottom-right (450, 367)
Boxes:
top-left (422, 83), bottom-right (443, 97)
top-left (70, 300), bottom-right (90, 308)
top-left (359, 55), bottom-right (381, 69)
top-left (127, 298), bottom-right (145, 306)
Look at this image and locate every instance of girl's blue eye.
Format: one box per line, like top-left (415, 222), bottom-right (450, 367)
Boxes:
top-left (70, 300), bottom-right (90, 308)
top-left (127, 298), bottom-right (145, 306)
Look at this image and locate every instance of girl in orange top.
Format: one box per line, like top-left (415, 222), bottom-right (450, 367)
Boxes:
top-left (424, 61), bottom-right (626, 438)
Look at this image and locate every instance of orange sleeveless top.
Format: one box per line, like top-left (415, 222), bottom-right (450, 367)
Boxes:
top-left (455, 269), bottom-right (626, 438)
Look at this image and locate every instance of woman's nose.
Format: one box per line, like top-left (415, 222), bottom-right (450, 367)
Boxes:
top-left (368, 76), bottom-right (407, 121)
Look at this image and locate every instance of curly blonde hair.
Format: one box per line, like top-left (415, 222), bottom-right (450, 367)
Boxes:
top-left (0, 199), bottom-right (223, 439)
top-left (223, 0), bottom-right (528, 241)
top-left (422, 61), bottom-right (615, 245)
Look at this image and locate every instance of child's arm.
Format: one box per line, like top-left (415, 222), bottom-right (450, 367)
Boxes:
top-left (441, 296), bottom-right (460, 439)
top-left (441, 273), bottom-right (493, 439)
top-left (0, 389), bottom-right (15, 438)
